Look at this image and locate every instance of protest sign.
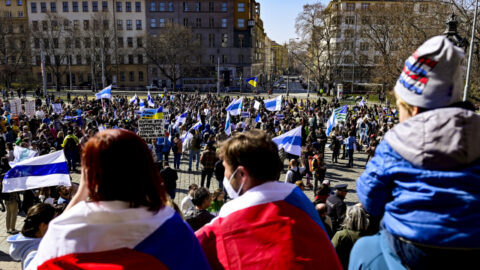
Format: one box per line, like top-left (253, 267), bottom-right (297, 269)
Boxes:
top-left (138, 119), bottom-right (164, 139)
top-left (26, 100), bottom-right (36, 117)
top-left (52, 103), bottom-right (63, 114)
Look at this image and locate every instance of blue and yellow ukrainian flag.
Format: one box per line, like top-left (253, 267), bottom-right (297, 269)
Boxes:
top-left (142, 107), bottom-right (163, 119)
top-left (246, 77), bottom-right (258, 87)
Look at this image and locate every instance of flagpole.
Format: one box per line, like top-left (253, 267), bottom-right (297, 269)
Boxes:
top-left (40, 39), bottom-right (47, 98)
top-left (464, 0), bottom-right (479, 101)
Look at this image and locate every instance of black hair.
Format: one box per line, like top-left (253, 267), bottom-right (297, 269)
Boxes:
top-left (192, 187), bottom-right (210, 206)
top-left (22, 203), bottom-right (56, 238)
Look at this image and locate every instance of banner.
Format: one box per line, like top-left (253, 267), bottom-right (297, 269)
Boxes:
top-left (25, 100), bottom-right (36, 117)
top-left (9, 99), bottom-right (21, 116)
top-left (138, 119), bottom-right (165, 139)
top-left (52, 103), bottom-right (63, 114)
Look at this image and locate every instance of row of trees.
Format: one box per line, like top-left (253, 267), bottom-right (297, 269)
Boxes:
top-left (0, 11), bottom-right (202, 91)
top-left (294, 0), bottom-right (480, 101)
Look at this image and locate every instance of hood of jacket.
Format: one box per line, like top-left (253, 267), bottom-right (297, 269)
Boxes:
top-left (7, 233), bottom-right (42, 261)
top-left (384, 107), bottom-right (480, 170)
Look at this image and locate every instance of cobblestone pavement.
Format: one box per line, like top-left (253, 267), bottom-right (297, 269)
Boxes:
top-left (0, 145), bottom-right (367, 268)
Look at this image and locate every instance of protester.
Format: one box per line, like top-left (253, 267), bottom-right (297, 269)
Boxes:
top-left (196, 130), bottom-right (342, 269)
top-left (199, 144), bottom-right (217, 188)
top-left (180, 183), bottom-right (198, 215)
top-left (184, 187), bottom-right (215, 231)
top-left (8, 203), bottom-right (56, 269)
top-left (315, 203), bottom-right (333, 239)
top-left (326, 184), bottom-right (348, 234)
top-left (207, 188), bottom-right (225, 215)
top-left (160, 161), bottom-right (178, 199)
top-left (27, 129), bottom-right (210, 269)
top-left (284, 159), bottom-right (305, 184)
top-left (332, 204), bottom-right (370, 269)
top-left (350, 36), bottom-right (480, 270)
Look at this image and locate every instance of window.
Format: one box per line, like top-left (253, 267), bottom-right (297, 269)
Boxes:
top-left (360, 42), bottom-right (369, 51)
top-left (53, 38), bottom-right (59, 48)
top-left (208, 33), bottom-right (215, 47)
top-left (361, 16), bottom-right (370, 25)
top-left (127, 37), bottom-right (133, 47)
top-left (361, 3), bottom-right (369, 11)
top-left (117, 20), bottom-right (123, 30)
top-left (51, 2), bottom-right (56, 12)
top-left (73, 1), bottom-right (78, 11)
top-left (195, 2), bottom-right (200, 11)
top-left (221, 34), bottom-right (228, 47)
top-left (65, 37), bottom-right (71, 48)
top-left (116, 2), bottom-right (122, 11)
top-left (73, 20), bottom-right (79, 30)
top-left (168, 2), bottom-right (173, 11)
top-left (345, 16), bottom-right (354, 25)
top-left (82, 1), bottom-right (88, 11)
top-left (102, 1), bottom-right (107, 11)
top-left (126, 2), bottom-right (131, 11)
top-left (6, 0), bottom-right (11, 6)
top-left (92, 1), bottom-right (98, 11)
top-left (209, 55), bottom-right (214, 64)
top-left (63, 2), bottom-right (68, 11)
top-left (150, 18), bottom-right (156, 28)
top-left (128, 55), bottom-right (134, 64)
top-left (159, 18), bottom-right (165, 27)
top-left (344, 56), bottom-right (353, 64)
top-left (150, 2), bottom-right (155, 11)
top-left (32, 21), bottom-right (39, 31)
top-left (83, 20), bottom-right (89, 30)
top-left (18, 11), bottom-right (23, 17)
top-left (40, 2), bottom-right (46, 12)
top-left (63, 19), bottom-right (70, 29)
top-left (84, 38), bottom-right (91, 48)
top-left (31, 2), bottom-right (37, 13)
top-left (51, 20), bottom-right (58, 30)
top-left (238, 34), bottom-right (244, 47)
top-left (346, 3), bottom-right (355, 11)
top-left (238, 19), bottom-right (244, 28)
top-left (137, 37), bottom-right (143, 47)
top-left (183, 2), bottom-right (188, 11)
top-left (196, 33), bottom-right (202, 43)
top-left (136, 20), bottom-right (142, 30)
top-left (238, 2), bottom-right (244, 12)
top-left (359, 55), bottom-right (368, 64)
top-left (239, 55), bottom-right (244, 64)
top-left (36, 56), bottom-right (41, 65)
top-left (420, 4), bottom-right (428, 12)
top-left (183, 18), bottom-right (188, 26)
top-left (139, 71), bottom-right (144, 81)
top-left (195, 18), bottom-right (201, 27)
top-left (221, 55), bottom-right (226, 64)
top-left (221, 2), bottom-right (227, 12)
top-left (17, 0), bottom-right (22, 6)
top-left (129, 71), bottom-right (134, 81)
top-left (119, 71), bottom-right (125, 81)
top-left (209, 2), bottom-right (214, 11)
top-left (117, 37), bottom-right (124, 47)
top-left (103, 20), bottom-right (109, 29)
top-left (209, 18), bottom-right (214, 28)
top-left (42, 20), bottom-right (48, 30)
top-left (34, 38), bottom-right (40, 49)
top-left (126, 20), bottom-right (132, 30)
top-left (75, 38), bottom-right (81, 48)
top-left (344, 29), bottom-right (354, 38)
top-left (138, 55), bottom-right (143, 64)
top-left (135, 1), bottom-right (141, 11)
top-left (221, 18), bottom-right (227, 28)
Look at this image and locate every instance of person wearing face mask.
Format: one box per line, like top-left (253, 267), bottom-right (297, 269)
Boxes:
top-left (195, 130), bottom-right (342, 270)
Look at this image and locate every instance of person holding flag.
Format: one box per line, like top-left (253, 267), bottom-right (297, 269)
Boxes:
top-left (196, 130), bottom-right (342, 269)
top-left (245, 77), bottom-right (258, 88)
top-left (27, 129), bottom-right (210, 269)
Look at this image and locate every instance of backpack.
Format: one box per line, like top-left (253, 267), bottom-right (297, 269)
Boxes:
top-left (289, 168), bottom-right (302, 183)
top-left (309, 155), bottom-right (321, 172)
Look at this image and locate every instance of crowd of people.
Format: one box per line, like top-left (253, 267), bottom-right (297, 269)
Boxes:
top-left (0, 35), bottom-right (478, 269)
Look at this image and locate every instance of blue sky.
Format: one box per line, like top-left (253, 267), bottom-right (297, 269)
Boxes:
top-left (259, 0), bottom-right (329, 44)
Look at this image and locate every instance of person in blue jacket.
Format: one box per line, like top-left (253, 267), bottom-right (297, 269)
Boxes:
top-left (349, 36), bottom-right (480, 270)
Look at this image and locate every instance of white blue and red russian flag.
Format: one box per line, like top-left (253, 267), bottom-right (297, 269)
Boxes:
top-left (27, 202), bottom-right (210, 270)
top-left (196, 181), bottom-right (342, 269)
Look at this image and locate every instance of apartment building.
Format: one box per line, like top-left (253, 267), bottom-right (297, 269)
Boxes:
top-left (27, 0), bottom-right (147, 88)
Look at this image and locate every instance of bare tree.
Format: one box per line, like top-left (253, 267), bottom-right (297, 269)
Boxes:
top-left (144, 23), bottom-right (201, 90)
top-left (0, 14), bottom-right (30, 90)
top-left (32, 12), bottom-right (71, 91)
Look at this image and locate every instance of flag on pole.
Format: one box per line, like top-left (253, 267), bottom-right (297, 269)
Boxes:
top-left (192, 121), bottom-right (202, 130)
top-left (147, 91), bottom-right (155, 107)
top-left (139, 99), bottom-right (145, 111)
top-left (225, 97), bottom-right (243, 116)
top-left (2, 150), bottom-right (70, 193)
top-left (326, 111), bottom-right (337, 137)
top-left (264, 95), bottom-right (282, 112)
top-left (255, 113), bottom-right (262, 123)
top-left (359, 97), bottom-right (366, 107)
top-left (182, 131), bottom-right (193, 143)
top-left (129, 94), bottom-right (138, 105)
top-left (326, 105), bottom-right (348, 136)
top-left (335, 105), bottom-right (348, 123)
top-left (245, 77), bottom-right (258, 87)
top-left (272, 126), bottom-right (302, 156)
top-left (225, 112), bottom-right (231, 136)
top-left (174, 111), bottom-right (188, 129)
top-left (95, 85), bottom-right (112, 100)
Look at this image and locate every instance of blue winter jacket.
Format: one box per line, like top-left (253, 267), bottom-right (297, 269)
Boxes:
top-left (356, 107), bottom-right (480, 248)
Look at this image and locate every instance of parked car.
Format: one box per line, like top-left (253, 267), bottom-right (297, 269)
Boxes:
top-left (279, 84), bottom-right (287, 89)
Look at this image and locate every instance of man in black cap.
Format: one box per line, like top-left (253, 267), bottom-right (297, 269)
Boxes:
top-left (326, 184), bottom-right (348, 234)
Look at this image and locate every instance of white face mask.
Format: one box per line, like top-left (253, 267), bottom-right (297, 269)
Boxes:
top-left (223, 168), bottom-right (244, 199)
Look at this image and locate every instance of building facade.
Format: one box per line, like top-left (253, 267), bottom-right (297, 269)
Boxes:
top-left (27, 0), bottom-right (148, 89)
